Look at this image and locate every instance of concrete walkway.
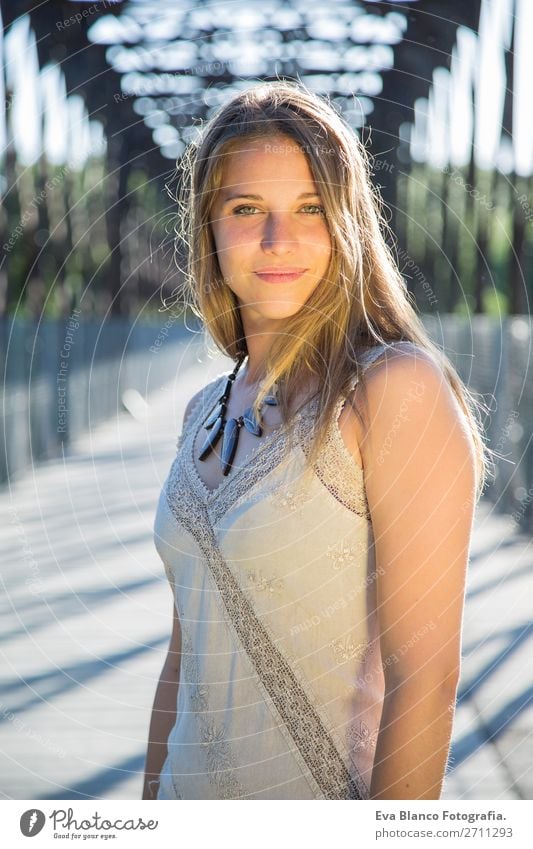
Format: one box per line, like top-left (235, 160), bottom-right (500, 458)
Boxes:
top-left (0, 348), bottom-right (531, 800)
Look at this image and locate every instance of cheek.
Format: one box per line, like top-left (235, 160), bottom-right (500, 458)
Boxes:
top-left (314, 228), bottom-right (332, 263)
top-left (307, 217), bottom-right (330, 244)
top-left (213, 224), bottom-right (254, 264)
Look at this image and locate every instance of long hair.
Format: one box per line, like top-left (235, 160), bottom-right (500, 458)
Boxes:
top-left (169, 79), bottom-right (493, 500)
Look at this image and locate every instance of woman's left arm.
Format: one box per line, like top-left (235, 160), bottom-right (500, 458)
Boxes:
top-left (359, 347), bottom-right (477, 800)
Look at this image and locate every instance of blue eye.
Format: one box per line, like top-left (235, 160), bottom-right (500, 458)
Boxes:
top-left (232, 204), bottom-right (325, 216)
top-left (232, 205), bottom-right (260, 215)
top-left (300, 204), bottom-right (326, 215)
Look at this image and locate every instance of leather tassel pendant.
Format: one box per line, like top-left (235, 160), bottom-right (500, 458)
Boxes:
top-left (204, 402), bottom-right (226, 430)
top-left (198, 355), bottom-right (279, 477)
top-left (243, 406), bottom-right (262, 436)
top-left (198, 415), bottom-right (224, 460)
top-left (221, 417), bottom-right (240, 475)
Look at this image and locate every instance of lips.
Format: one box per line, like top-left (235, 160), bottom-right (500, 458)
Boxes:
top-left (254, 267), bottom-right (308, 283)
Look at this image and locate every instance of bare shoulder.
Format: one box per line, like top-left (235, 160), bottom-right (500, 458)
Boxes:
top-left (361, 342), bottom-right (449, 406)
top-left (338, 342), bottom-right (449, 470)
top-left (360, 340), bottom-right (441, 377)
top-left (359, 340), bottom-right (464, 430)
top-left (359, 341), bottom-right (477, 510)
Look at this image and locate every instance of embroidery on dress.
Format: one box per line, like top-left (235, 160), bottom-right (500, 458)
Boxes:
top-left (189, 681), bottom-right (210, 714)
top-left (246, 569), bottom-right (284, 595)
top-left (326, 540), bottom-right (367, 571)
top-left (179, 628), bottom-right (244, 800)
top-left (331, 636), bottom-right (371, 663)
top-left (347, 720), bottom-right (379, 754)
top-left (201, 721), bottom-right (243, 798)
top-left (268, 484), bottom-right (312, 512)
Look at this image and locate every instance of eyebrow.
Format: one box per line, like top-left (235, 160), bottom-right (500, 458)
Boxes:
top-left (221, 191), bottom-right (321, 205)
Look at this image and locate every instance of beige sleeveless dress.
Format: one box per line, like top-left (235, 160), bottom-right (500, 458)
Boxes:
top-left (153, 343), bottom-right (398, 800)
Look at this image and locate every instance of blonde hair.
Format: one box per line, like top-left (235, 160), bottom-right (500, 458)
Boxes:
top-left (169, 80), bottom-right (493, 501)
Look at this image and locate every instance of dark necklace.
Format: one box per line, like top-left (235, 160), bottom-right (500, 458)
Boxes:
top-left (198, 355), bottom-right (278, 476)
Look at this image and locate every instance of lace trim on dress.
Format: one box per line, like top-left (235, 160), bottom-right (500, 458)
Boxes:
top-left (182, 376), bottom-right (318, 526)
top-left (306, 398), bottom-right (370, 520)
top-left (185, 388), bottom-right (370, 526)
top-left (307, 343), bottom-right (404, 521)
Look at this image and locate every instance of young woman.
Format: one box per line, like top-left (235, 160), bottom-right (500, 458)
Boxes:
top-left (143, 81), bottom-right (491, 801)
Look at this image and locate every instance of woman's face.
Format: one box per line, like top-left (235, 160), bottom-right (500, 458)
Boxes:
top-left (209, 135), bottom-right (332, 329)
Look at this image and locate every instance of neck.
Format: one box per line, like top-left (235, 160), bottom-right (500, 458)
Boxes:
top-left (238, 319), bottom-right (277, 389)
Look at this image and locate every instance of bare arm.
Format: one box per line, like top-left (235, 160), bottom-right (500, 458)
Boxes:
top-left (357, 347), bottom-right (476, 799)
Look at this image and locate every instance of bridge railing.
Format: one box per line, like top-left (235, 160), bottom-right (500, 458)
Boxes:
top-left (2, 314), bottom-right (532, 533)
top-left (423, 314), bottom-right (533, 533)
top-left (0, 315), bottom-right (195, 485)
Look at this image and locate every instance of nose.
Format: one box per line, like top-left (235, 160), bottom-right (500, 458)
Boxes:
top-left (260, 211), bottom-right (297, 255)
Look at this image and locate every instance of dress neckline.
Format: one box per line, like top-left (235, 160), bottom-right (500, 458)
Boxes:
top-left (183, 342), bottom-right (399, 505)
top-left (186, 375), bottom-right (318, 503)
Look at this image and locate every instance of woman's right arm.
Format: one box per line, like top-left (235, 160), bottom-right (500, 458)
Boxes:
top-left (142, 600), bottom-right (182, 800)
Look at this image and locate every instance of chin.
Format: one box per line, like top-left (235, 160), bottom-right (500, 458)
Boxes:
top-left (253, 303), bottom-right (307, 321)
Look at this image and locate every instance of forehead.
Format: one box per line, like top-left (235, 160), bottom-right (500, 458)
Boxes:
top-left (216, 136), bottom-right (317, 192)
